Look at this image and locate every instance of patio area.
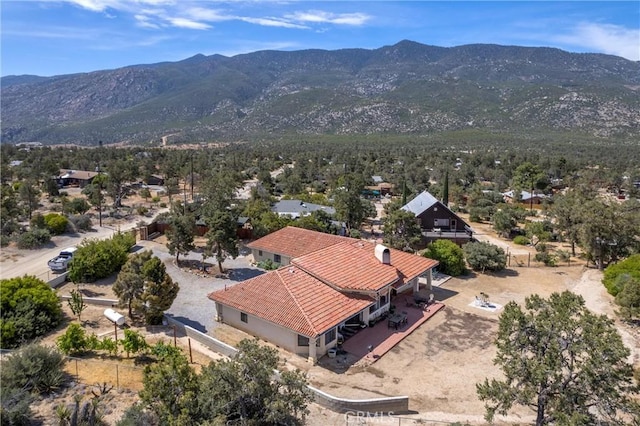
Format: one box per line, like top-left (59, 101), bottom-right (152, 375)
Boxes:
top-left (336, 296), bottom-right (445, 367)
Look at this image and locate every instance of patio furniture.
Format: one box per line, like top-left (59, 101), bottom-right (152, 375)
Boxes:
top-left (414, 294), bottom-right (428, 304)
top-left (388, 312), bottom-right (408, 329)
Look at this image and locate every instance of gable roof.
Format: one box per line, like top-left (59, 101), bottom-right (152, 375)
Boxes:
top-left (247, 226), bottom-right (350, 258)
top-left (59, 169), bottom-right (99, 181)
top-left (401, 190), bottom-right (440, 216)
top-left (272, 199), bottom-right (336, 218)
top-left (209, 265), bottom-right (372, 337)
top-left (502, 190), bottom-right (550, 201)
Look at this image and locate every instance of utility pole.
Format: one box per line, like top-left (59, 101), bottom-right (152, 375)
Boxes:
top-left (190, 151), bottom-right (194, 201)
top-left (97, 140), bottom-right (103, 227)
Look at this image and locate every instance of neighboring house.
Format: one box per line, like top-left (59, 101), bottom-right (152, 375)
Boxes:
top-left (145, 174), bottom-right (165, 186)
top-left (58, 169), bottom-right (99, 188)
top-left (209, 227), bottom-right (438, 362)
top-left (365, 175), bottom-right (394, 197)
top-left (502, 190), bottom-right (550, 205)
top-left (402, 191), bottom-right (473, 244)
top-left (194, 216), bottom-right (253, 239)
top-left (272, 199), bottom-right (335, 219)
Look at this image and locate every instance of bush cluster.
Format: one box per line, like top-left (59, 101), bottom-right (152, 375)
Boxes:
top-left (513, 235), bottom-right (530, 245)
top-left (1, 344), bottom-right (67, 423)
top-left (0, 276), bottom-right (62, 348)
top-left (423, 239), bottom-right (466, 276)
top-left (462, 241), bottom-right (507, 273)
top-left (43, 213), bottom-right (69, 235)
top-left (67, 232), bottom-right (135, 283)
top-left (16, 228), bottom-right (51, 249)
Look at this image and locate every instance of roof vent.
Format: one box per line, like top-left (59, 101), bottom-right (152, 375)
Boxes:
top-left (289, 267), bottom-right (295, 273)
top-left (374, 244), bottom-right (391, 265)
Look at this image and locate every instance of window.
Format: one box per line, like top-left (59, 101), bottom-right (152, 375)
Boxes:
top-left (258, 250), bottom-right (263, 256)
top-left (298, 334), bottom-right (309, 347)
top-left (274, 254), bottom-right (281, 263)
top-left (324, 328), bottom-right (336, 345)
top-left (241, 312), bottom-right (248, 323)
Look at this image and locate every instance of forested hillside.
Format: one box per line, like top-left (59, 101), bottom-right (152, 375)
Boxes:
top-left (2, 40), bottom-right (639, 145)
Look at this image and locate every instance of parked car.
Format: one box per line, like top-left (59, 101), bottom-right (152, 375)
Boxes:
top-left (47, 247), bottom-right (77, 273)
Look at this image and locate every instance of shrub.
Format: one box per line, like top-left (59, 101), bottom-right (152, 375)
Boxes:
top-left (513, 235), bottom-right (530, 245)
top-left (136, 205), bottom-right (149, 216)
top-left (0, 344), bottom-right (66, 394)
top-left (535, 251), bottom-right (557, 266)
top-left (257, 259), bottom-right (280, 270)
top-left (1, 386), bottom-right (33, 425)
top-left (98, 336), bottom-right (118, 356)
top-left (68, 214), bottom-right (93, 232)
top-left (159, 202), bottom-right (167, 208)
top-left (67, 232), bottom-right (135, 283)
top-left (603, 254), bottom-right (640, 296)
top-left (120, 329), bottom-right (148, 358)
top-left (116, 403), bottom-right (158, 426)
top-left (614, 276), bottom-right (640, 321)
top-left (462, 241), bottom-right (507, 273)
top-left (56, 323), bottom-right (90, 355)
top-left (423, 240), bottom-right (466, 276)
top-left (0, 235), bottom-right (10, 247)
top-left (44, 213), bottom-right (69, 235)
top-left (349, 229), bottom-right (361, 239)
top-left (16, 228), bottom-right (51, 249)
top-left (67, 197), bottom-right (91, 215)
top-left (30, 212), bottom-right (46, 229)
top-left (1, 276), bottom-right (62, 348)
top-left (556, 249), bottom-right (571, 263)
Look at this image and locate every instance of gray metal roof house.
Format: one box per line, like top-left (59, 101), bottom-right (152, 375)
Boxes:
top-left (402, 191), bottom-right (473, 244)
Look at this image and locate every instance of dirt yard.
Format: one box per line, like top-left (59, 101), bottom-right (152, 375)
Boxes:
top-left (6, 199), bottom-right (639, 425)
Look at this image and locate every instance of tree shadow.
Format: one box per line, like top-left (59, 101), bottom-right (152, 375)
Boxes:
top-left (431, 286), bottom-right (459, 303)
top-left (164, 314), bottom-right (207, 333)
top-left (228, 268), bottom-right (264, 282)
top-left (458, 269), bottom-right (519, 279)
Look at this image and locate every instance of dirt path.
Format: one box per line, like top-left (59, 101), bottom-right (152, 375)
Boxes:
top-left (570, 268), bottom-right (639, 365)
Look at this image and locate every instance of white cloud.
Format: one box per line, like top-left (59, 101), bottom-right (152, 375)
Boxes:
top-left (183, 7), bottom-right (231, 23)
top-left (64, 2), bottom-right (371, 32)
top-left (168, 17), bottom-right (210, 30)
top-left (240, 17), bottom-right (308, 29)
top-left (286, 10), bottom-right (370, 26)
top-left (555, 22), bottom-right (640, 61)
top-left (135, 14), bottom-right (161, 29)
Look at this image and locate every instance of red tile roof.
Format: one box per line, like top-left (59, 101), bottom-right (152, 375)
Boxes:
top-left (292, 240), bottom-right (398, 291)
top-left (246, 226), bottom-right (350, 258)
top-left (209, 266), bottom-right (372, 338)
top-left (292, 240), bottom-right (438, 292)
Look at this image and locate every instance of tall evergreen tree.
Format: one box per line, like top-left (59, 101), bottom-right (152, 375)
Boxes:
top-left (477, 291), bottom-right (640, 425)
top-left (442, 170), bottom-right (449, 207)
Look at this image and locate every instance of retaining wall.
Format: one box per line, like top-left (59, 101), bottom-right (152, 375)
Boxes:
top-left (48, 273), bottom-right (69, 288)
top-left (163, 316), bottom-right (238, 358)
top-left (164, 316), bottom-right (410, 414)
top-left (59, 295), bottom-right (119, 307)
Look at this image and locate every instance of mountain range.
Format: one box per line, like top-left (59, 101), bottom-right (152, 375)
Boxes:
top-left (2, 40), bottom-right (639, 146)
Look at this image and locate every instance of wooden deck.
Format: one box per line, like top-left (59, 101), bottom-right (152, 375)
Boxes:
top-left (340, 298), bottom-right (445, 365)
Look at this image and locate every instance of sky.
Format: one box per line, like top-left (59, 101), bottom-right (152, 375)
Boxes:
top-left (1, 1), bottom-right (639, 77)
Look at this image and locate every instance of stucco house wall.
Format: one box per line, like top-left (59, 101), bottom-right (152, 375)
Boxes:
top-left (216, 302), bottom-right (336, 358)
top-left (251, 248), bottom-right (292, 266)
